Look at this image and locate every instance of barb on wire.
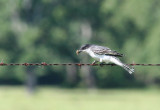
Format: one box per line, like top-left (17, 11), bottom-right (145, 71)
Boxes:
top-left (0, 62), bottom-right (160, 67)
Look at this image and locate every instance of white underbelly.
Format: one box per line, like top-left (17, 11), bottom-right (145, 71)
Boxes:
top-left (86, 49), bottom-right (123, 66)
top-left (89, 52), bottom-right (111, 63)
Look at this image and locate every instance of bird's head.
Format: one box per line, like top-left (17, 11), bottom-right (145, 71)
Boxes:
top-left (76, 44), bottom-right (91, 55)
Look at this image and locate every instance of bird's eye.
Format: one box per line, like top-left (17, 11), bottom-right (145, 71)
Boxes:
top-left (80, 44), bottom-right (89, 50)
top-left (82, 47), bottom-right (86, 49)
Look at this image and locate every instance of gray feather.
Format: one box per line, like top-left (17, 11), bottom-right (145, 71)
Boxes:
top-left (90, 45), bottom-right (124, 57)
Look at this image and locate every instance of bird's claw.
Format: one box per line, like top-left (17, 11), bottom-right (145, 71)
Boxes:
top-left (100, 62), bottom-right (105, 67)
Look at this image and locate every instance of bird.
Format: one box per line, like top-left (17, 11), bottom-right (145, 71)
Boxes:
top-left (76, 44), bottom-right (134, 74)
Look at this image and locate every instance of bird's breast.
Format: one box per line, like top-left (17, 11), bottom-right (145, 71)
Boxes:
top-left (90, 52), bottom-right (112, 62)
top-left (89, 52), bottom-right (102, 61)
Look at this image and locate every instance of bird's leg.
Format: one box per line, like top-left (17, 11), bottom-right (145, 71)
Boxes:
top-left (92, 60), bottom-right (98, 65)
top-left (99, 58), bottom-right (103, 63)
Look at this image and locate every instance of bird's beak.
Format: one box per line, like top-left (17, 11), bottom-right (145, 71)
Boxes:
top-left (76, 50), bottom-right (81, 55)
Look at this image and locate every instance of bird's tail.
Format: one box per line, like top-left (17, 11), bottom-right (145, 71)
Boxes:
top-left (109, 56), bottom-right (134, 74)
top-left (122, 64), bottom-right (134, 74)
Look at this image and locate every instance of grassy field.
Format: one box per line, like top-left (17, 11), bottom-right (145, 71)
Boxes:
top-left (0, 86), bottom-right (160, 110)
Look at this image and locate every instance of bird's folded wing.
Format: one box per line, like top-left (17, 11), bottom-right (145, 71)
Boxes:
top-left (91, 46), bottom-right (124, 57)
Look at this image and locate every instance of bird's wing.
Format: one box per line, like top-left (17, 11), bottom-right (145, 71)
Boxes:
top-left (90, 45), bottom-right (124, 57)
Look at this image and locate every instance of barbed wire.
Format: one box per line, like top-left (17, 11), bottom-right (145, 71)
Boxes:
top-left (0, 62), bottom-right (160, 67)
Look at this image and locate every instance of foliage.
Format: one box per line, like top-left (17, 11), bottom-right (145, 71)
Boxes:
top-left (0, 0), bottom-right (160, 87)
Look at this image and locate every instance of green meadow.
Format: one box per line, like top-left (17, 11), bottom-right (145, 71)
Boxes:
top-left (0, 86), bottom-right (160, 110)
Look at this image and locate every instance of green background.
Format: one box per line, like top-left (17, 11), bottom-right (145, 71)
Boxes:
top-left (0, 0), bottom-right (160, 88)
top-left (0, 0), bottom-right (160, 110)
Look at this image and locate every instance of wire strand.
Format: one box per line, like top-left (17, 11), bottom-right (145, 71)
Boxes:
top-left (0, 62), bottom-right (160, 66)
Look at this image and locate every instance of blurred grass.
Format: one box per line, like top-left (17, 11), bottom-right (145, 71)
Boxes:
top-left (0, 86), bottom-right (160, 110)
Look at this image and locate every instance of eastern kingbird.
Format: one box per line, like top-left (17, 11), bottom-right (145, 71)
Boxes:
top-left (76, 44), bottom-right (134, 74)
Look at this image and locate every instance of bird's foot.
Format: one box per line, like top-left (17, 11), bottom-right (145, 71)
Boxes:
top-left (100, 62), bottom-right (106, 67)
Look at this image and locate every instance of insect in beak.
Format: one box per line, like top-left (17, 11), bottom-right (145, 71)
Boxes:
top-left (76, 50), bottom-right (82, 55)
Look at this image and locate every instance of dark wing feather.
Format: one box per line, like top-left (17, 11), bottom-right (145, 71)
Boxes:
top-left (91, 45), bottom-right (124, 57)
